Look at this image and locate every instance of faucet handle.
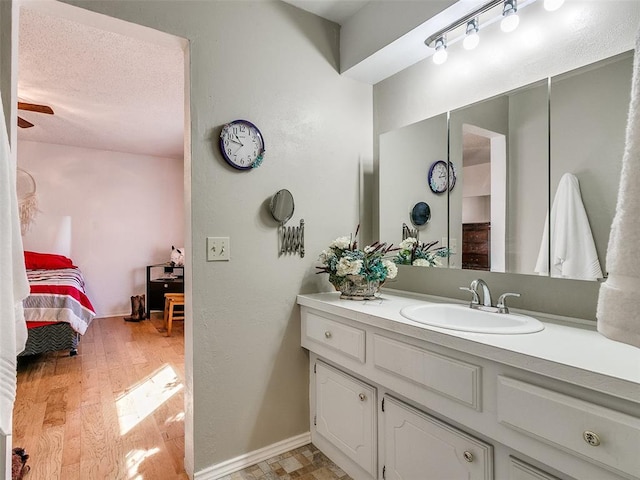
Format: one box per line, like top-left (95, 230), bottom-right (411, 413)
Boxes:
top-left (497, 292), bottom-right (521, 314)
top-left (459, 287), bottom-right (480, 307)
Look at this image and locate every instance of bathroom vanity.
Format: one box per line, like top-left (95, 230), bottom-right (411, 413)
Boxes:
top-left (298, 291), bottom-right (640, 480)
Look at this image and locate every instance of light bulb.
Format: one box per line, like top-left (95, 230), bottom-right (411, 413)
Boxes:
top-left (433, 46), bottom-right (448, 65)
top-left (501, 10), bottom-right (519, 32)
top-left (544, 0), bottom-right (564, 11)
top-left (463, 31), bottom-right (480, 50)
top-left (432, 37), bottom-right (448, 65)
top-left (463, 18), bottom-right (480, 50)
top-left (501, 0), bottom-right (519, 33)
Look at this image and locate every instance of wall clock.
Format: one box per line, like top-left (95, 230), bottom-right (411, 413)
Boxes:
top-left (219, 120), bottom-right (265, 170)
top-left (428, 160), bottom-right (456, 193)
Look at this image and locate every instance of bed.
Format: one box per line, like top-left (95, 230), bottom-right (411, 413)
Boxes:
top-left (20, 251), bottom-right (96, 357)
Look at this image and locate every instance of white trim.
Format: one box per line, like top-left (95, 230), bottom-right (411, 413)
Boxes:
top-left (1, 433), bottom-right (10, 480)
top-left (194, 432), bottom-right (311, 480)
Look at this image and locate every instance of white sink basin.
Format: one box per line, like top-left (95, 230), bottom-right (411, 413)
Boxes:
top-left (400, 303), bottom-right (544, 334)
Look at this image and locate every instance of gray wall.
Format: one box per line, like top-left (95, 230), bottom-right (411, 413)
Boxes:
top-left (40, 0), bottom-right (373, 474)
top-left (507, 82), bottom-right (549, 274)
top-left (1, 1), bottom-right (11, 138)
top-left (379, 113), bottom-right (447, 248)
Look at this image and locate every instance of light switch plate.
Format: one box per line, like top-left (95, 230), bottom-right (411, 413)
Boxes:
top-left (207, 237), bottom-right (230, 261)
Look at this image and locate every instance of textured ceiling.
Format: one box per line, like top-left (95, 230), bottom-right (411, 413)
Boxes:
top-left (18, 7), bottom-right (185, 159)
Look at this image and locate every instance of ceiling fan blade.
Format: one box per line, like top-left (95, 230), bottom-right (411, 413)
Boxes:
top-left (18, 116), bottom-right (34, 128)
top-left (18, 102), bottom-right (54, 115)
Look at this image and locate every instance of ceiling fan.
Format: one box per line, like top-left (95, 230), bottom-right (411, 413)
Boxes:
top-left (17, 101), bottom-right (54, 128)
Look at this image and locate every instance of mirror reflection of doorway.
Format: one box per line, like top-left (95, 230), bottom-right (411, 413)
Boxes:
top-left (461, 124), bottom-right (506, 272)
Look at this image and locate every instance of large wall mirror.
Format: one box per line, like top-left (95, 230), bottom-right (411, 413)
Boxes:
top-left (380, 51), bottom-right (632, 281)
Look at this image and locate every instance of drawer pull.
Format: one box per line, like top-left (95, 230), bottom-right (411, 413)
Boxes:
top-left (583, 431), bottom-right (601, 446)
top-left (358, 393), bottom-right (366, 401)
top-left (463, 451), bottom-right (474, 462)
top-left (324, 331), bottom-right (332, 339)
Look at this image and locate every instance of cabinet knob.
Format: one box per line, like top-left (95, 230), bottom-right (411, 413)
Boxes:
top-left (358, 393), bottom-right (366, 401)
top-left (583, 431), bottom-right (601, 446)
top-left (324, 331), bottom-right (332, 339)
top-left (463, 451), bottom-right (474, 462)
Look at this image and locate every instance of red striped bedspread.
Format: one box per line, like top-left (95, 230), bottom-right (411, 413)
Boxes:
top-left (23, 268), bottom-right (96, 335)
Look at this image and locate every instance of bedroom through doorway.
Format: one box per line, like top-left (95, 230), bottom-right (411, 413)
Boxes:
top-left (11, 2), bottom-right (191, 478)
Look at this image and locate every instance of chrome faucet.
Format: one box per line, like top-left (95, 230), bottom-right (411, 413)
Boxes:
top-left (460, 279), bottom-right (521, 314)
top-left (496, 292), bottom-right (521, 314)
top-left (471, 278), bottom-right (492, 308)
top-left (459, 278), bottom-right (492, 309)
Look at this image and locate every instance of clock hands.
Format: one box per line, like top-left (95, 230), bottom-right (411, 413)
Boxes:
top-left (230, 134), bottom-right (244, 147)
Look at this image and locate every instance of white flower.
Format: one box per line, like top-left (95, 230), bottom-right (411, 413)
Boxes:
top-left (413, 258), bottom-right (431, 267)
top-left (383, 260), bottom-right (398, 279)
top-left (330, 236), bottom-right (351, 250)
top-left (336, 258), bottom-right (363, 276)
top-left (318, 250), bottom-right (334, 265)
top-left (399, 237), bottom-right (417, 250)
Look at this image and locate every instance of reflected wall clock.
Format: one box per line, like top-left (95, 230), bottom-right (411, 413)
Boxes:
top-left (428, 160), bottom-right (456, 193)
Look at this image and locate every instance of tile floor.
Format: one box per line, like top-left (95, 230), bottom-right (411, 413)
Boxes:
top-left (219, 444), bottom-right (352, 480)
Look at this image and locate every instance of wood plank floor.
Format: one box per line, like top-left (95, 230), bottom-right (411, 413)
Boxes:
top-left (13, 315), bottom-right (350, 480)
top-left (13, 314), bottom-right (187, 480)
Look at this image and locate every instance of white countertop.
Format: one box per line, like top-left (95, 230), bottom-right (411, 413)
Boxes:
top-left (297, 290), bottom-right (640, 403)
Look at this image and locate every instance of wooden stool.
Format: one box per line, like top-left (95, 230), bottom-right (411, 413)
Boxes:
top-left (163, 293), bottom-right (185, 337)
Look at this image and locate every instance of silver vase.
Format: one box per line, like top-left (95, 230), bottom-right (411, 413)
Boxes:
top-left (338, 275), bottom-right (381, 300)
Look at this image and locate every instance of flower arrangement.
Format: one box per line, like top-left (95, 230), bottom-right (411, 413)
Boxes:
top-left (394, 237), bottom-right (451, 267)
top-left (317, 227), bottom-right (398, 294)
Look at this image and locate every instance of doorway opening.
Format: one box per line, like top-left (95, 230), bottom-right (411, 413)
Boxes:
top-left (11, 1), bottom-right (193, 477)
top-left (461, 124), bottom-right (506, 272)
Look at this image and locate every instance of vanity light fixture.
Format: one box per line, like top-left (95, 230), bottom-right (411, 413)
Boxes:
top-left (543, 0), bottom-right (564, 11)
top-left (500, 0), bottom-right (520, 32)
top-left (463, 18), bottom-right (480, 50)
top-left (432, 36), bottom-right (448, 65)
top-left (425, 0), bottom-right (563, 64)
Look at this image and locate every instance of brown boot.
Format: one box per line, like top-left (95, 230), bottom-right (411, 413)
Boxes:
top-left (138, 294), bottom-right (146, 320)
top-left (124, 295), bottom-right (142, 322)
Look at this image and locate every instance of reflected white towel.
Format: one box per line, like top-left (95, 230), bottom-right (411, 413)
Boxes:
top-left (597, 30), bottom-right (640, 348)
top-left (535, 173), bottom-right (603, 281)
top-left (0, 96), bottom-right (30, 435)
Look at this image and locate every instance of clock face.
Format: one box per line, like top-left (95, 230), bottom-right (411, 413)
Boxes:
top-left (428, 160), bottom-right (456, 193)
top-left (219, 120), bottom-right (265, 170)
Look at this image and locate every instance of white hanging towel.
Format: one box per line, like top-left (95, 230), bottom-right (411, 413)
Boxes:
top-left (534, 173), bottom-right (603, 281)
top-left (597, 31), bottom-right (640, 349)
top-left (0, 95), bottom-right (30, 435)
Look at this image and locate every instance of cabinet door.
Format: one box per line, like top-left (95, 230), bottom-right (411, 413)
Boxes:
top-left (383, 396), bottom-right (493, 480)
top-left (315, 361), bottom-right (376, 476)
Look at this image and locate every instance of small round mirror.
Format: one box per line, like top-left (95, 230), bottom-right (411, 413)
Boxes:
top-left (410, 201), bottom-right (431, 227)
top-left (270, 189), bottom-right (295, 224)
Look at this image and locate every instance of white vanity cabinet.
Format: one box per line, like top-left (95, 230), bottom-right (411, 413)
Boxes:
top-left (299, 295), bottom-right (640, 480)
top-left (314, 361), bottom-right (377, 477)
top-left (383, 395), bottom-right (492, 480)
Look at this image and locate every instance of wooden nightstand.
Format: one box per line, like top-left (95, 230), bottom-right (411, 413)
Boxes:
top-left (146, 264), bottom-right (184, 318)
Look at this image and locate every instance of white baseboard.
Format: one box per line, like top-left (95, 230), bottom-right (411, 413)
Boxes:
top-left (194, 432), bottom-right (311, 480)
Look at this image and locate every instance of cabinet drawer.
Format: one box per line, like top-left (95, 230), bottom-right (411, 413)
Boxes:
top-left (373, 334), bottom-right (481, 409)
top-left (497, 376), bottom-right (640, 479)
top-left (508, 457), bottom-right (562, 480)
top-left (303, 310), bottom-right (366, 363)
